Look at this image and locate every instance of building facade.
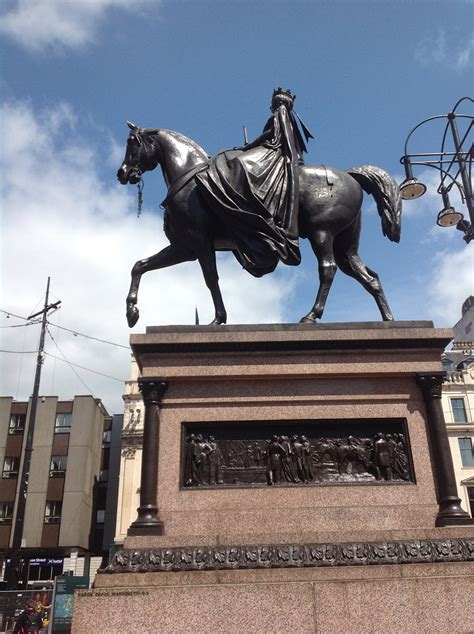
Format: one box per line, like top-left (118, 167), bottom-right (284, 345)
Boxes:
top-left (442, 296), bottom-right (474, 518)
top-left (114, 359), bottom-right (143, 545)
top-left (0, 395), bottom-right (121, 588)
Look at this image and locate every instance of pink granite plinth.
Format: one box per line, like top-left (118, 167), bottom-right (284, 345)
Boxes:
top-left (74, 558), bottom-right (474, 633)
top-left (125, 322), bottom-right (455, 543)
top-left (80, 323), bottom-right (474, 632)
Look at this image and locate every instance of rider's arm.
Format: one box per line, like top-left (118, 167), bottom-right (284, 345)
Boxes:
top-left (234, 116), bottom-right (274, 151)
top-left (240, 128), bottom-right (273, 150)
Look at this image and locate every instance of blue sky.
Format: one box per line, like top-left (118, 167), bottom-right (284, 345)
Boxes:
top-left (1, 0), bottom-right (473, 413)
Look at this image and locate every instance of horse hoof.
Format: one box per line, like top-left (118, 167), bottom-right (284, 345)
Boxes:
top-left (299, 315), bottom-right (316, 324)
top-left (208, 317), bottom-right (226, 325)
top-left (126, 305), bottom-right (139, 328)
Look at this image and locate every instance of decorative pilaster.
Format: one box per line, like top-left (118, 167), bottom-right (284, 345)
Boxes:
top-left (416, 372), bottom-right (474, 526)
top-left (127, 378), bottom-right (167, 536)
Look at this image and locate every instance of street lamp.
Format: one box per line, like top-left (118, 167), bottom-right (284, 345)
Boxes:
top-left (400, 97), bottom-right (474, 243)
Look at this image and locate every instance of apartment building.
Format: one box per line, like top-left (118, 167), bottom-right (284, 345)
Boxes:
top-left (0, 395), bottom-right (121, 588)
top-left (442, 296), bottom-right (474, 517)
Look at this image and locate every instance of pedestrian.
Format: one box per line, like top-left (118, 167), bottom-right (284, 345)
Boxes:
top-left (12, 599), bottom-right (44, 634)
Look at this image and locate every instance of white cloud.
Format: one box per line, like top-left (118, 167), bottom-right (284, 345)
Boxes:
top-left (0, 101), bottom-right (289, 414)
top-left (0, 0), bottom-right (152, 53)
top-left (427, 247), bottom-right (474, 325)
top-left (415, 28), bottom-right (474, 72)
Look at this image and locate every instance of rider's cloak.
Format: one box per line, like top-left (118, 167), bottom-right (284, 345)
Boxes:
top-left (195, 104), bottom-right (311, 277)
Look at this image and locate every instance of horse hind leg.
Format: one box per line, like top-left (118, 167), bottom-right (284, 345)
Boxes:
top-left (126, 244), bottom-right (196, 327)
top-left (196, 242), bottom-right (227, 325)
top-left (334, 241), bottom-right (394, 321)
top-left (300, 230), bottom-right (337, 323)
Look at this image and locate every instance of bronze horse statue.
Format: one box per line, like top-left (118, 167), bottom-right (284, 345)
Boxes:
top-left (117, 123), bottom-right (401, 326)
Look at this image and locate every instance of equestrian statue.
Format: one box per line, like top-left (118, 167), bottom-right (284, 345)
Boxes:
top-left (117, 88), bottom-right (401, 326)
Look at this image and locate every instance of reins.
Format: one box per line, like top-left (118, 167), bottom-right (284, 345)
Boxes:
top-left (137, 177), bottom-right (144, 218)
top-left (160, 161), bottom-right (211, 210)
top-left (136, 163), bottom-right (209, 217)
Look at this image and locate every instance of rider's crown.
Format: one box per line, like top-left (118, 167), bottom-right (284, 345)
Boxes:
top-left (272, 87), bottom-right (296, 101)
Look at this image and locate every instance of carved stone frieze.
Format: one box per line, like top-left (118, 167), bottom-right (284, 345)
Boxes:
top-left (100, 538), bottom-right (474, 574)
top-left (182, 419), bottom-right (414, 488)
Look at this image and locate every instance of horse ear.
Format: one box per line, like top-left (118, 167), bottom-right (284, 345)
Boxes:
top-left (127, 121), bottom-right (138, 131)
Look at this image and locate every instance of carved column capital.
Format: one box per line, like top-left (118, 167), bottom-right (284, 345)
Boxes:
top-left (137, 378), bottom-right (167, 405)
top-left (122, 447), bottom-right (137, 459)
top-left (416, 372), bottom-right (446, 400)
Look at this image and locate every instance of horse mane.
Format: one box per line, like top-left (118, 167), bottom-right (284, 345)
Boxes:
top-left (143, 128), bottom-right (209, 160)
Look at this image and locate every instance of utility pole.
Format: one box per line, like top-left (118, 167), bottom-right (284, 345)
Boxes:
top-left (6, 277), bottom-right (61, 590)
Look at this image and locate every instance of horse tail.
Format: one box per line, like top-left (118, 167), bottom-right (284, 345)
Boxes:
top-left (347, 165), bottom-right (402, 243)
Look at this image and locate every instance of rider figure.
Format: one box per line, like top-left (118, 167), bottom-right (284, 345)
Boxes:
top-left (236, 88), bottom-right (313, 240)
top-left (195, 88), bottom-right (313, 276)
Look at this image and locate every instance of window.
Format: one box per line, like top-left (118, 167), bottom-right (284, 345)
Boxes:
top-left (458, 438), bottom-right (474, 467)
top-left (99, 469), bottom-right (108, 482)
top-left (442, 358), bottom-right (454, 372)
top-left (44, 501), bottom-right (62, 524)
top-left (0, 502), bottom-right (13, 523)
top-left (467, 486), bottom-right (474, 517)
top-left (55, 413), bottom-right (71, 433)
top-left (451, 398), bottom-right (468, 423)
top-left (96, 509), bottom-right (105, 524)
top-left (2, 456), bottom-right (20, 478)
top-left (102, 430), bottom-right (112, 443)
top-left (9, 414), bottom-right (25, 434)
top-left (50, 455), bottom-right (67, 477)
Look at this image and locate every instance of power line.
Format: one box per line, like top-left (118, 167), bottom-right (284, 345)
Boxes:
top-left (43, 351), bottom-right (125, 382)
top-left (0, 309), bottom-right (32, 321)
top-left (1, 309), bottom-right (130, 350)
top-left (0, 349), bottom-right (37, 354)
top-left (47, 321), bottom-right (130, 350)
top-left (46, 326), bottom-right (95, 396)
top-left (0, 323), bottom-right (39, 329)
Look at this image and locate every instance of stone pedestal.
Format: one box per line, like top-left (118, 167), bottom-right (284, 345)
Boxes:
top-left (73, 322), bottom-right (474, 633)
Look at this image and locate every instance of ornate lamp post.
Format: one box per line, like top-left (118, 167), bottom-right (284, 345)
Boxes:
top-left (400, 97), bottom-right (473, 243)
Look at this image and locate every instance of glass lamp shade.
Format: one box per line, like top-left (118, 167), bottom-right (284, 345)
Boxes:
top-left (399, 178), bottom-right (427, 200)
top-left (436, 207), bottom-right (464, 227)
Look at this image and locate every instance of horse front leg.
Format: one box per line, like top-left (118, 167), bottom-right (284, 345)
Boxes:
top-left (126, 260), bottom-right (145, 327)
top-left (126, 244), bottom-right (196, 327)
top-left (300, 230), bottom-right (337, 324)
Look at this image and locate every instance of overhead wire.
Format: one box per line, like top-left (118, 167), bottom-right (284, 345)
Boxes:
top-left (43, 352), bottom-right (125, 382)
top-left (46, 326), bottom-right (96, 396)
top-left (2, 308), bottom-right (129, 350)
top-left (47, 321), bottom-right (130, 350)
top-left (0, 349), bottom-right (37, 354)
top-left (0, 323), bottom-right (39, 329)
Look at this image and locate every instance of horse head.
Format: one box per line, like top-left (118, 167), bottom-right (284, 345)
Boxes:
top-left (117, 121), bottom-right (159, 185)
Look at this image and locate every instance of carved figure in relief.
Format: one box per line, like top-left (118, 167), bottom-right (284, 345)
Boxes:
top-left (280, 435), bottom-right (298, 482)
top-left (183, 433), bottom-right (196, 486)
top-left (266, 435), bottom-right (285, 485)
top-left (291, 435), bottom-right (307, 482)
top-left (207, 435), bottom-right (223, 484)
top-left (194, 434), bottom-right (208, 485)
top-left (373, 433), bottom-right (393, 481)
top-left (300, 435), bottom-right (314, 482)
top-left (393, 433), bottom-right (410, 480)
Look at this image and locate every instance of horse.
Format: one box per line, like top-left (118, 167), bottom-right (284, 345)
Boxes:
top-left (117, 122), bottom-right (401, 326)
